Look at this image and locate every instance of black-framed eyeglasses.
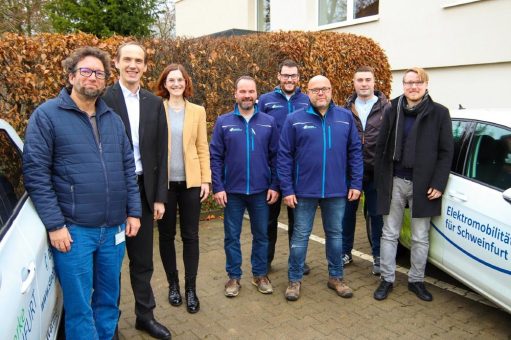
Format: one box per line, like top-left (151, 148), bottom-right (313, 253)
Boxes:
top-left (75, 67), bottom-right (107, 80)
top-left (279, 73), bottom-right (299, 80)
top-left (308, 87), bottom-right (331, 94)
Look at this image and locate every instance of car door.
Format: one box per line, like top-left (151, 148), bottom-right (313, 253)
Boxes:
top-left (428, 120), bottom-right (474, 269)
top-left (0, 120), bottom-right (63, 339)
top-left (432, 119), bottom-right (511, 313)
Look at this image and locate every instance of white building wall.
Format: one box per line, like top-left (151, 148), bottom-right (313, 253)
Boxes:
top-left (175, 0), bottom-right (254, 37)
top-left (271, 0), bottom-right (511, 109)
top-left (174, 0), bottom-right (511, 109)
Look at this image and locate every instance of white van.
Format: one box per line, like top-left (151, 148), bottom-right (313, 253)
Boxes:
top-left (0, 119), bottom-right (63, 339)
top-left (399, 109), bottom-right (511, 313)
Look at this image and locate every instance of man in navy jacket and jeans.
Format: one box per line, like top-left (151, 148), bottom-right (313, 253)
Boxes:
top-left (23, 47), bottom-right (141, 340)
top-left (258, 59), bottom-right (310, 273)
top-left (279, 75), bottom-right (363, 301)
top-left (210, 76), bottom-right (279, 298)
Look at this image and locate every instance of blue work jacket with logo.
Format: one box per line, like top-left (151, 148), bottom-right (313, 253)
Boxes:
top-left (278, 102), bottom-right (363, 198)
top-left (210, 104), bottom-right (279, 195)
top-left (258, 87), bottom-right (310, 133)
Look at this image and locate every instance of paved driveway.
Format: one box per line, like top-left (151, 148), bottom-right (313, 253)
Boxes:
top-left (118, 206), bottom-right (511, 339)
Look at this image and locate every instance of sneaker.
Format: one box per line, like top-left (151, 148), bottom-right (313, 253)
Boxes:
top-left (408, 281), bottom-right (433, 301)
top-left (224, 278), bottom-right (241, 297)
top-left (342, 253), bottom-right (353, 266)
top-left (252, 276), bottom-right (273, 294)
top-left (374, 279), bottom-right (393, 300)
top-left (327, 277), bottom-right (353, 298)
top-left (285, 281), bottom-right (301, 301)
top-left (303, 262), bottom-right (311, 275)
top-left (372, 256), bottom-right (381, 276)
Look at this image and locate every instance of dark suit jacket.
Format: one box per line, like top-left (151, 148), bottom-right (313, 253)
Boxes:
top-left (103, 82), bottom-right (168, 211)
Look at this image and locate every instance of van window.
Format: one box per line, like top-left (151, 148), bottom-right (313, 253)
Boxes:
top-left (466, 123), bottom-right (511, 191)
top-left (0, 129), bottom-right (24, 229)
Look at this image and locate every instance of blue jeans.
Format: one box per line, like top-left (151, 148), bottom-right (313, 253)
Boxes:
top-left (224, 192), bottom-right (269, 278)
top-left (53, 224), bottom-right (126, 340)
top-left (342, 179), bottom-right (383, 258)
top-left (288, 197), bottom-right (346, 282)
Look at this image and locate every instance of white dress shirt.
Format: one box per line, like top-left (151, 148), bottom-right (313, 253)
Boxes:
top-left (119, 82), bottom-right (143, 174)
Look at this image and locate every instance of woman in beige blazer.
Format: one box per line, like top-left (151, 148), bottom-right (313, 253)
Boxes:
top-left (155, 64), bottom-right (211, 314)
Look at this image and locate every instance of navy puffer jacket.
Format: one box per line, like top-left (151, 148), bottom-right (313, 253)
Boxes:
top-left (23, 88), bottom-right (141, 231)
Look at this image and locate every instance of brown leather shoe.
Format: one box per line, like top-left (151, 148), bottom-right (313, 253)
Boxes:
top-left (224, 278), bottom-right (241, 297)
top-left (252, 276), bottom-right (273, 294)
top-left (327, 277), bottom-right (353, 298)
top-left (285, 281), bottom-right (301, 301)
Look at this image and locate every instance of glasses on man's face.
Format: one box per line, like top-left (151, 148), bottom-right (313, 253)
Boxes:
top-left (280, 73), bottom-right (299, 80)
top-left (403, 81), bottom-right (424, 88)
top-left (75, 67), bottom-right (107, 80)
top-left (308, 87), bottom-right (331, 94)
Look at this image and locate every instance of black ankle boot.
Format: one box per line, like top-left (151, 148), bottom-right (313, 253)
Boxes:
top-left (168, 271), bottom-right (182, 306)
top-left (185, 277), bottom-right (200, 314)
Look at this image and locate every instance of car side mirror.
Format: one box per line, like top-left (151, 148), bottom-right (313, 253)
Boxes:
top-left (503, 188), bottom-right (511, 204)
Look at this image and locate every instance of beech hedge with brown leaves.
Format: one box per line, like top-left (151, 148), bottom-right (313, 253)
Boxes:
top-left (0, 31), bottom-right (391, 214)
top-left (0, 31), bottom-right (391, 136)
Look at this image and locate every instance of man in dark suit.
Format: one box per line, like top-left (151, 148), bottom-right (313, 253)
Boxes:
top-left (103, 42), bottom-right (171, 339)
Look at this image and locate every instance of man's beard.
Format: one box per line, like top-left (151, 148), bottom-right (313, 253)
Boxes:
top-left (282, 84), bottom-right (296, 95)
top-left (76, 85), bottom-right (103, 99)
top-left (239, 100), bottom-right (254, 110)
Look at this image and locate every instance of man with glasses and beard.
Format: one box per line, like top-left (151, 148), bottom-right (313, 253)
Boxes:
top-left (23, 47), bottom-right (141, 340)
top-left (279, 75), bottom-right (363, 301)
top-left (210, 76), bottom-right (279, 298)
top-left (258, 59), bottom-right (310, 274)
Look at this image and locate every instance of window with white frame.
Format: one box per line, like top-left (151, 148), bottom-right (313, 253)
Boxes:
top-left (257, 0), bottom-right (271, 32)
top-left (318, 0), bottom-right (379, 26)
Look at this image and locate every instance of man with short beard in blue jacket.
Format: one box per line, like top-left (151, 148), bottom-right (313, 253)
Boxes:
top-left (279, 75), bottom-right (363, 301)
top-left (210, 76), bottom-right (279, 298)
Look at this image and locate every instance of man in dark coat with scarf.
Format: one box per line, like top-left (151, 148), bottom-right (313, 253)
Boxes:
top-left (373, 67), bottom-right (454, 302)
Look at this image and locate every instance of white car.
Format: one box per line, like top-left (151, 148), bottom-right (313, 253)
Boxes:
top-left (398, 108), bottom-right (511, 313)
top-left (0, 119), bottom-right (63, 339)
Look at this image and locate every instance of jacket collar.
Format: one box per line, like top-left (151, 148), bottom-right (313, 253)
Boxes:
top-left (345, 90), bottom-right (387, 108)
top-left (233, 103), bottom-right (259, 116)
top-left (305, 101), bottom-right (335, 117)
top-left (274, 86), bottom-right (303, 99)
top-left (57, 88), bottom-right (111, 117)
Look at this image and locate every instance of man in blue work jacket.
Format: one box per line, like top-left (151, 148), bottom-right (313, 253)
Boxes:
top-left (210, 76), bottom-right (280, 298)
top-left (258, 59), bottom-right (310, 274)
top-left (279, 75), bottom-right (363, 301)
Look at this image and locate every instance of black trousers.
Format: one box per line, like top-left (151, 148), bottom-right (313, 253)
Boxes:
top-left (267, 195), bottom-right (295, 264)
top-left (158, 182), bottom-right (201, 280)
top-left (126, 178), bottom-right (156, 321)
